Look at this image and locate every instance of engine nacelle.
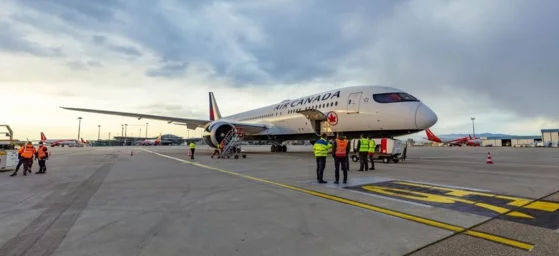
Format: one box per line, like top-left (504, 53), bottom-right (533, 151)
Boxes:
top-left (202, 121), bottom-right (235, 148)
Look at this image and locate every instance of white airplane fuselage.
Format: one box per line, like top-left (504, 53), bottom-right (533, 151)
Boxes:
top-left (202, 85), bottom-right (437, 147)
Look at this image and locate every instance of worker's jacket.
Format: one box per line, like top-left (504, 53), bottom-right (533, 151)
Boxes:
top-left (189, 142), bottom-right (196, 149)
top-left (20, 144), bottom-right (36, 159)
top-left (313, 138), bottom-right (332, 157)
top-left (36, 145), bottom-right (48, 159)
top-left (333, 139), bottom-right (350, 157)
top-left (368, 139), bottom-right (376, 153)
top-left (358, 138), bottom-right (369, 152)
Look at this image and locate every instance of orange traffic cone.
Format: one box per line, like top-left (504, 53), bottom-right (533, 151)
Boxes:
top-left (486, 152), bottom-right (493, 164)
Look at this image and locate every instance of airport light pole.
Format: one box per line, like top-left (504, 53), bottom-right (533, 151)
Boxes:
top-left (121, 125), bottom-right (124, 139)
top-left (146, 123), bottom-right (148, 138)
top-left (108, 132), bottom-right (111, 140)
top-left (125, 124), bottom-right (128, 137)
top-left (97, 125), bottom-right (101, 141)
top-left (77, 117), bottom-right (83, 140)
top-left (471, 117), bottom-right (476, 138)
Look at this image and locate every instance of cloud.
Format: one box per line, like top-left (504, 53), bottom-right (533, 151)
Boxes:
top-left (145, 61), bottom-right (189, 78)
top-left (0, 21), bottom-right (63, 57)
top-left (3, 0), bottom-right (559, 139)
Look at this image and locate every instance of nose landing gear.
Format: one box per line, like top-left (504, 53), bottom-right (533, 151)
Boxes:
top-left (271, 144), bottom-right (287, 152)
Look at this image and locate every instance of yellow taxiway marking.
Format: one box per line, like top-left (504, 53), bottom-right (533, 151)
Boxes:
top-left (141, 149), bottom-right (535, 251)
top-left (395, 181), bottom-right (559, 213)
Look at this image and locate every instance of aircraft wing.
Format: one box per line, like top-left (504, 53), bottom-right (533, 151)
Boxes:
top-left (60, 107), bottom-right (269, 134)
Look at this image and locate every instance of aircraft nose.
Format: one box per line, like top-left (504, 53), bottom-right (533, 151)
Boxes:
top-left (415, 103), bottom-right (438, 130)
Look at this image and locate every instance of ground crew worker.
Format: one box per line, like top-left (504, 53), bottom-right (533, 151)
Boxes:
top-left (189, 141), bottom-right (196, 159)
top-left (10, 145), bottom-right (26, 177)
top-left (356, 134), bottom-right (369, 171)
top-left (332, 134), bottom-right (350, 184)
top-left (13, 142), bottom-right (35, 176)
top-left (313, 133), bottom-right (331, 184)
top-left (211, 142), bottom-right (224, 158)
top-left (35, 141), bottom-right (48, 174)
top-left (367, 136), bottom-right (376, 170)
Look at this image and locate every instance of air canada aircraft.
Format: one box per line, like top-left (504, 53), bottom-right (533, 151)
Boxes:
top-left (61, 85), bottom-right (438, 152)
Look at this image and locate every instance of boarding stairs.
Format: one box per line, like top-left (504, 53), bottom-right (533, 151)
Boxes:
top-left (219, 127), bottom-right (244, 159)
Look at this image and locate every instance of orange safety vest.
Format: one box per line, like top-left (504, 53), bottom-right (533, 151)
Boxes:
top-left (21, 144), bottom-right (36, 158)
top-left (37, 145), bottom-right (47, 158)
top-left (335, 139), bottom-right (348, 157)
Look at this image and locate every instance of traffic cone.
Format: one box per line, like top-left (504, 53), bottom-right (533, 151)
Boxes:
top-left (486, 152), bottom-right (493, 164)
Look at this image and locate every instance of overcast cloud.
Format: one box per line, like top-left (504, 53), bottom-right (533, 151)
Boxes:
top-left (1, 0), bottom-right (558, 139)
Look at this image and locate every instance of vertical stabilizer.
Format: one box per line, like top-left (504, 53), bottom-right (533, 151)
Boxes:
top-left (40, 132), bottom-right (47, 142)
top-left (209, 92), bottom-right (222, 121)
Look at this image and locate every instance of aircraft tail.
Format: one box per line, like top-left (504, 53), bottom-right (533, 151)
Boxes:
top-left (40, 132), bottom-right (47, 142)
top-left (209, 92), bottom-right (222, 121)
top-left (425, 128), bottom-right (442, 143)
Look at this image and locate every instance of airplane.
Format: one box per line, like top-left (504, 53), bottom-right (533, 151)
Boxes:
top-left (60, 85), bottom-right (438, 152)
top-left (424, 129), bottom-right (481, 146)
top-left (40, 132), bottom-right (80, 147)
top-left (139, 134), bottom-right (163, 146)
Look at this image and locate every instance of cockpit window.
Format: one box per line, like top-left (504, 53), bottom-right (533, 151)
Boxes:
top-left (373, 93), bottom-right (419, 103)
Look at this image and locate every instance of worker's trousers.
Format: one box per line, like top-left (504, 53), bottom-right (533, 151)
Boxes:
top-left (315, 156), bottom-right (326, 181)
top-left (334, 157), bottom-right (348, 182)
top-left (359, 152), bottom-right (368, 171)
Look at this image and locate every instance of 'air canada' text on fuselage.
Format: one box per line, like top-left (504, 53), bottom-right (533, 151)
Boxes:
top-left (273, 91), bottom-right (341, 110)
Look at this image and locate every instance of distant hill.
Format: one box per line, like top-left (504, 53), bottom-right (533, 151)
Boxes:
top-left (439, 133), bottom-right (513, 137)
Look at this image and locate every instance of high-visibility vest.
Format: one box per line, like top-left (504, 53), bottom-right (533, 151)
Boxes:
top-left (313, 138), bottom-right (331, 157)
top-left (21, 145), bottom-right (36, 158)
top-left (37, 145), bottom-right (47, 158)
top-left (189, 142), bottom-right (196, 149)
top-left (368, 139), bottom-right (376, 153)
top-left (335, 139), bottom-right (348, 157)
top-left (359, 138), bottom-right (369, 152)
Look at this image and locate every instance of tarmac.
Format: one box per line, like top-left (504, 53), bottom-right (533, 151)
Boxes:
top-left (0, 145), bottom-right (558, 256)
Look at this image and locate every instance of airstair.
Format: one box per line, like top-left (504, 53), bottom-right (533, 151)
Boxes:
top-left (219, 127), bottom-right (246, 159)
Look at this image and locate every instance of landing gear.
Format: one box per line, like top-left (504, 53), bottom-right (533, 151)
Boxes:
top-left (271, 144), bottom-right (287, 152)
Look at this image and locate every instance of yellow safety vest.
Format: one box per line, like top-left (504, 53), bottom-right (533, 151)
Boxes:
top-left (189, 142), bottom-right (196, 149)
top-left (368, 139), bottom-right (376, 153)
top-left (313, 139), bottom-right (332, 157)
top-left (359, 138), bottom-right (369, 152)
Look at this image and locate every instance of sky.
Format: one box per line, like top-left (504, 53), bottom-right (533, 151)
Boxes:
top-left (2, 0), bottom-right (559, 141)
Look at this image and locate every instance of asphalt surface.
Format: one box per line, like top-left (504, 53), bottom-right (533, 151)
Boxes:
top-left (0, 145), bottom-right (558, 256)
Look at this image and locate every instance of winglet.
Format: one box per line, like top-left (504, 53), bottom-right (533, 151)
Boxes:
top-left (209, 92), bottom-right (222, 121)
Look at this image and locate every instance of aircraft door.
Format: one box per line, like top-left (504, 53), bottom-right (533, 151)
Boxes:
top-left (347, 92), bottom-right (362, 114)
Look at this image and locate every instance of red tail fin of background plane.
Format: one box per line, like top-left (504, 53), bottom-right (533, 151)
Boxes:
top-left (425, 129), bottom-right (442, 143)
top-left (40, 132), bottom-right (47, 142)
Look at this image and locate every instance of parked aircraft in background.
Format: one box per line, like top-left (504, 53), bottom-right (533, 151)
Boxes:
top-left (424, 129), bottom-right (481, 146)
top-left (40, 132), bottom-right (80, 147)
top-left (139, 134), bottom-right (163, 146)
top-left (61, 85), bottom-right (438, 152)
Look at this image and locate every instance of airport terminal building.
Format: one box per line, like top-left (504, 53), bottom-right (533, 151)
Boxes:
top-left (479, 129), bottom-right (559, 147)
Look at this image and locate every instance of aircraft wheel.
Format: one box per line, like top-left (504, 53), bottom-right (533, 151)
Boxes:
top-left (393, 159), bottom-right (400, 163)
top-left (281, 145), bottom-right (287, 152)
top-left (383, 158), bottom-right (389, 163)
top-left (234, 155), bottom-right (239, 159)
top-left (351, 155), bottom-right (359, 162)
top-left (242, 154), bottom-right (246, 158)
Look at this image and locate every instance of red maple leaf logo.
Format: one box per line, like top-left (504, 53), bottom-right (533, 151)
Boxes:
top-left (327, 112), bottom-right (338, 125)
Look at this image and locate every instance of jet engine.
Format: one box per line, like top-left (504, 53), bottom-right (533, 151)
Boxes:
top-left (202, 121), bottom-right (236, 148)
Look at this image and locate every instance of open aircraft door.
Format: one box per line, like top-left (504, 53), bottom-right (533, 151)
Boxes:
top-left (295, 109), bottom-right (332, 136)
top-left (347, 92), bottom-right (362, 114)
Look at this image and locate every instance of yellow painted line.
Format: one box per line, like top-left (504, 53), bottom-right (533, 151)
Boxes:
top-left (395, 181), bottom-right (559, 213)
top-left (141, 149), bottom-right (535, 251)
